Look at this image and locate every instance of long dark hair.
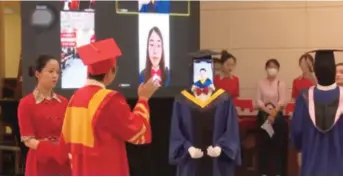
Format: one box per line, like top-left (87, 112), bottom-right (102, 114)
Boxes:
top-left (299, 53), bottom-right (314, 72)
top-left (144, 26), bottom-right (166, 83)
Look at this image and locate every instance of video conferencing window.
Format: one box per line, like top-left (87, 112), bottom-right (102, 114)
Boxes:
top-left (60, 0), bottom-right (95, 88)
top-left (20, 0), bottom-right (200, 97)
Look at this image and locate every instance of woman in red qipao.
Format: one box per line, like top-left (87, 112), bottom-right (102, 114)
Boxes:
top-left (291, 54), bottom-right (316, 100)
top-left (214, 50), bottom-right (239, 99)
top-left (17, 55), bottom-right (71, 175)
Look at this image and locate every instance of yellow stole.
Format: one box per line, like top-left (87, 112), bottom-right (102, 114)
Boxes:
top-left (62, 89), bottom-right (114, 148)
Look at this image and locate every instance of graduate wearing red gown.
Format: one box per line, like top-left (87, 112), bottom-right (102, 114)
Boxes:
top-left (59, 38), bottom-right (159, 175)
top-left (18, 55), bottom-right (71, 175)
top-left (213, 50), bottom-right (240, 99)
top-left (291, 54), bottom-right (316, 99)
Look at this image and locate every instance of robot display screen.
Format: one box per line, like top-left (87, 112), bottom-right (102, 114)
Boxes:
top-left (192, 59), bottom-right (214, 89)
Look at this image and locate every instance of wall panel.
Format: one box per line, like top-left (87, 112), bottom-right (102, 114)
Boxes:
top-left (200, 2), bottom-right (343, 99)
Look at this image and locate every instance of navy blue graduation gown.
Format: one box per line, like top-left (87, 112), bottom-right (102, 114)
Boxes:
top-left (291, 86), bottom-right (343, 175)
top-left (169, 89), bottom-right (241, 176)
top-left (193, 78), bottom-right (213, 89)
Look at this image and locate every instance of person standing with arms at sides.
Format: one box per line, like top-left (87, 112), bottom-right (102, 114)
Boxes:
top-left (291, 54), bottom-right (316, 100)
top-left (214, 50), bottom-right (239, 99)
top-left (255, 59), bottom-right (288, 176)
top-left (336, 63), bottom-right (343, 86)
top-left (59, 38), bottom-right (160, 176)
top-left (17, 55), bottom-right (71, 175)
top-left (291, 50), bottom-right (343, 175)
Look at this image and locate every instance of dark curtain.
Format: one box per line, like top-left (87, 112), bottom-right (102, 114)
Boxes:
top-left (127, 98), bottom-right (175, 176)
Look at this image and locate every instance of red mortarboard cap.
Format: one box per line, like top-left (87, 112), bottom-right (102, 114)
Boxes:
top-left (77, 38), bottom-right (122, 75)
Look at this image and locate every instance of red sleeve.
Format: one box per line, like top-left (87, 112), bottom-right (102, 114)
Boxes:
top-left (236, 76), bottom-right (240, 98)
top-left (291, 79), bottom-right (297, 99)
top-left (108, 94), bottom-right (152, 145)
top-left (17, 97), bottom-right (35, 140)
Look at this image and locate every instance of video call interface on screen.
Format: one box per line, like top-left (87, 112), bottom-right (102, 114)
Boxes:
top-left (59, 0), bottom-right (196, 96)
top-left (193, 59), bottom-right (214, 89)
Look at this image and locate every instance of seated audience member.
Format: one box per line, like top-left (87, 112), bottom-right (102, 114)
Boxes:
top-left (255, 59), bottom-right (288, 176)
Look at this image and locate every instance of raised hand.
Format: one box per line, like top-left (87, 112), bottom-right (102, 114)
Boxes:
top-left (138, 77), bottom-right (160, 100)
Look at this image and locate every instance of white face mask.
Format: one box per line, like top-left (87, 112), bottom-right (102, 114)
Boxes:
top-left (267, 68), bottom-right (278, 77)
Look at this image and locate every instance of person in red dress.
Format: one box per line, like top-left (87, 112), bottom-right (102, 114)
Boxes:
top-left (291, 54), bottom-right (316, 100)
top-left (213, 50), bottom-right (239, 99)
top-left (59, 38), bottom-right (160, 175)
top-left (336, 63), bottom-right (343, 86)
top-left (17, 55), bottom-right (71, 175)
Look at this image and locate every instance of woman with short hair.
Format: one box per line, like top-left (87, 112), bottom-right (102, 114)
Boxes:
top-left (255, 58), bottom-right (289, 176)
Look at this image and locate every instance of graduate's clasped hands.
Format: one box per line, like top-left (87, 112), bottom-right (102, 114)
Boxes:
top-left (138, 77), bottom-right (160, 99)
top-left (188, 146), bottom-right (222, 159)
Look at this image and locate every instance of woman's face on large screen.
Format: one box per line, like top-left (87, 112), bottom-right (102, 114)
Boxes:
top-left (148, 30), bottom-right (163, 67)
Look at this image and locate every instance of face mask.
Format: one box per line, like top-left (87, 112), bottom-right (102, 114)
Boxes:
top-left (267, 68), bottom-right (278, 76)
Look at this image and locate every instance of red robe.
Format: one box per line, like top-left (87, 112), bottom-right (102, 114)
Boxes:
top-left (59, 85), bottom-right (152, 175)
top-left (17, 92), bottom-right (71, 175)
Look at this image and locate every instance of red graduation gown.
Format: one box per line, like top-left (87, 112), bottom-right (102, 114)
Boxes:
top-left (59, 85), bottom-right (152, 176)
top-left (17, 93), bottom-right (71, 176)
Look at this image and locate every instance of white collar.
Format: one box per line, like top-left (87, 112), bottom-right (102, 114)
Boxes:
top-left (86, 79), bottom-right (105, 88)
top-left (316, 83), bottom-right (337, 91)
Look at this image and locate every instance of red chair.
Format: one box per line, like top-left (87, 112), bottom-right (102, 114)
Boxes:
top-left (234, 99), bottom-right (254, 112)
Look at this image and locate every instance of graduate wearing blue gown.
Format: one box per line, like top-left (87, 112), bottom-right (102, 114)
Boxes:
top-left (169, 88), bottom-right (241, 176)
top-left (291, 50), bottom-right (343, 176)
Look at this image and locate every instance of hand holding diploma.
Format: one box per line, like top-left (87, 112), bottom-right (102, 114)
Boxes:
top-left (261, 119), bottom-right (275, 138)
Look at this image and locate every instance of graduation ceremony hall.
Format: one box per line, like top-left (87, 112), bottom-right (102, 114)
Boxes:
top-left (0, 1), bottom-right (343, 176)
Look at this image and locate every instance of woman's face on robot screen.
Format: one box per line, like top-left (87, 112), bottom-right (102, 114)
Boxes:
top-left (148, 30), bottom-right (163, 67)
